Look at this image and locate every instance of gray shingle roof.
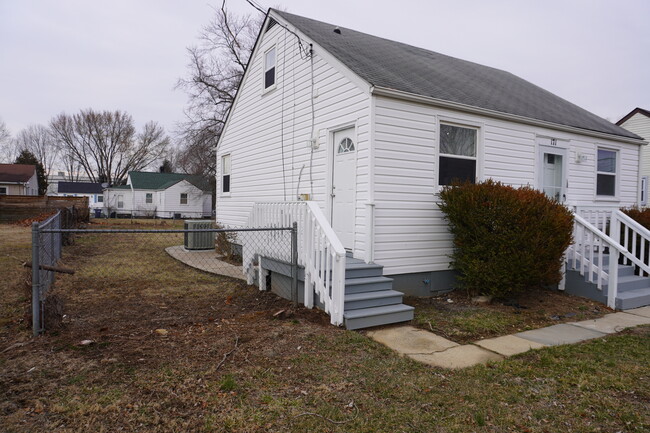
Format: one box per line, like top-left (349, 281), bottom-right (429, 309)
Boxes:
top-left (274, 10), bottom-right (640, 140)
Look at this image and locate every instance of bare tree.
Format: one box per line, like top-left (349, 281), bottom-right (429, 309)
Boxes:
top-left (49, 109), bottom-right (170, 185)
top-left (176, 2), bottom-right (261, 180)
top-left (0, 118), bottom-right (16, 163)
top-left (14, 124), bottom-right (59, 177)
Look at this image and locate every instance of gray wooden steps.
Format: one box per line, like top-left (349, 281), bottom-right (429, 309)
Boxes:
top-left (341, 257), bottom-right (413, 330)
top-left (569, 256), bottom-right (650, 310)
top-left (345, 289), bottom-right (405, 310)
top-left (344, 304), bottom-right (415, 331)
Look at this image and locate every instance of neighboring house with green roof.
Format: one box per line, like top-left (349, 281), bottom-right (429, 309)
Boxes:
top-left (103, 171), bottom-right (212, 218)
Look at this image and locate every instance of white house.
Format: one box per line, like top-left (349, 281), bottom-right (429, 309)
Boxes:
top-left (0, 164), bottom-right (38, 196)
top-left (103, 171), bottom-right (212, 219)
top-left (216, 10), bottom-right (648, 328)
top-left (617, 108), bottom-right (650, 206)
top-left (53, 182), bottom-right (104, 215)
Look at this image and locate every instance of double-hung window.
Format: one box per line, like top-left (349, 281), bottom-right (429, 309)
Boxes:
top-left (264, 47), bottom-right (276, 89)
top-left (596, 148), bottom-right (617, 197)
top-left (145, 193), bottom-right (153, 204)
top-left (222, 154), bottom-right (231, 193)
top-left (97, 195), bottom-right (103, 203)
top-left (117, 194), bottom-right (124, 209)
top-left (438, 124), bottom-right (478, 186)
top-left (180, 193), bottom-right (188, 205)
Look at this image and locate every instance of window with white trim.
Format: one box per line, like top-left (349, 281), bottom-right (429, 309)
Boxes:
top-left (0, 186), bottom-right (7, 195)
top-left (180, 193), bottom-right (188, 205)
top-left (97, 195), bottom-right (103, 203)
top-left (264, 47), bottom-right (276, 89)
top-left (596, 148), bottom-right (617, 196)
top-left (438, 124), bottom-right (478, 186)
top-left (146, 193), bottom-right (153, 204)
top-left (222, 154), bottom-right (231, 193)
top-left (117, 194), bottom-right (124, 208)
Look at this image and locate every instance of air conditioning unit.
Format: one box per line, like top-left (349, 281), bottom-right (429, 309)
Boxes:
top-left (184, 220), bottom-right (214, 250)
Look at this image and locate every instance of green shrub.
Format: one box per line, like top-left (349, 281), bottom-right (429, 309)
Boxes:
top-left (438, 179), bottom-right (574, 297)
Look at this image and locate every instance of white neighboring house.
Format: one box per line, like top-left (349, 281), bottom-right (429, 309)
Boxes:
top-left (46, 170), bottom-right (92, 196)
top-left (617, 108), bottom-right (650, 206)
top-left (54, 182), bottom-right (104, 215)
top-left (103, 171), bottom-right (212, 218)
top-left (0, 164), bottom-right (38, 195)
top-left (215, 10), bottom-right (648, 328)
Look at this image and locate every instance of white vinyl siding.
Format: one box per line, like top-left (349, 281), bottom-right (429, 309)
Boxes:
top-left (372, 95), bottom-right (639, 275)
top-left (618, 112), bottom-right (650, 203)
top-left (216, 19), bottom-right (371, 256)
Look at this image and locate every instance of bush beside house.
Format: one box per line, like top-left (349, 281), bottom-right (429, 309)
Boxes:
top-left (439, 180), bottom-right (574, 298)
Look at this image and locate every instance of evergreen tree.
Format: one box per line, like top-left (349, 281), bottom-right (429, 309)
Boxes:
top-left (15, 149), bottom-right (48, 195)
top-left (160, 159), bottom-right (174, 173)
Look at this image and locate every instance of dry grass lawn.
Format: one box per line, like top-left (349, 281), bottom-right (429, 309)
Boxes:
top-left (1, 220), bottom-right (649, 432)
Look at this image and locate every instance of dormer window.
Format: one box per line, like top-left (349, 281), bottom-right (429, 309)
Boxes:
top-left (264, 47), bottom-right (276, 89)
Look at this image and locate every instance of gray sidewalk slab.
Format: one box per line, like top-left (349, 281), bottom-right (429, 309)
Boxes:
top-left (409, 345), bottom-right (503, 369)
top-left (625, 306), bottom-right (650, 318)
top-left (572, 312), bottom-right (650, 334)
top-left (367, 326), bottom-right (459, 354)
top-left (474, 335), bottom-right (547, 357)
top-left (515, 324), bottom-right (607, 346)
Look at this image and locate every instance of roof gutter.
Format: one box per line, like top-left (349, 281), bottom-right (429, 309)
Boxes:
top-left (371, 86), bottom-right (647, 146)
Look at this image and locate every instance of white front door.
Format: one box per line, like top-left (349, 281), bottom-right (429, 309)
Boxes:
top-left (331, 127), bottom-right (357, 249)
top-left (539, 145), bottom-right (567, 202)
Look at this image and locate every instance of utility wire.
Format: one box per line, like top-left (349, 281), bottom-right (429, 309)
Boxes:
top-left (241, 0), bottom-right (312, 59)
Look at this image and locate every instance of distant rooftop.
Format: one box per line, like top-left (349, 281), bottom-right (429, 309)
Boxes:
top-left (111, 171), bottom-right (211, 192)
top-left (0, 164), bottom-right (36, 183)
top-left (57, 182), bottom-right (103, 194)
top-left (617, 107), bottom-right (650, 125)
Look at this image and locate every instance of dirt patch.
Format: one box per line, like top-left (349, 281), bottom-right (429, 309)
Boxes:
top-left (405, 288), bottom-right (611, 343)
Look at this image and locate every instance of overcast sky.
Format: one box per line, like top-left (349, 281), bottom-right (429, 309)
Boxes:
top-left (1, 0), bottom-right (648, 140)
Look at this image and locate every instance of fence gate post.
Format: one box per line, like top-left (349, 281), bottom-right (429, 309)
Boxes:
top-left (291, 222), bottom-right (298, 308)
top-left (31, 222), bottom-right (41, 336)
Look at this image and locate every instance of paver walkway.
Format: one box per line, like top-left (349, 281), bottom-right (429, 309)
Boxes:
top-left (367, 306), bottom-right (650, 369)
top-left (165, 245), bottom-right (245, 281)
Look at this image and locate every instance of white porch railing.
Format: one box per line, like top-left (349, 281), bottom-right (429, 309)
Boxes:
top-left (242, 201), bottom-right (346, 326)
top-left (576, 207), bottom-right (650, 273)
top-left (567, 210), bottom-right (650, 309)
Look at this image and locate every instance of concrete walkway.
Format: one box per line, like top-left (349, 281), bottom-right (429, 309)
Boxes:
top-left (165, 245), bottom-right (245, 281)
top-left (367, 306), bottom-right (650, 369)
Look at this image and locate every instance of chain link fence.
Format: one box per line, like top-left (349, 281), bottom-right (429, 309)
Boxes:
top-left (31, 220), bottom-right (297, 335)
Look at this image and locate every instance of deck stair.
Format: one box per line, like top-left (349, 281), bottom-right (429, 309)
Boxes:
top-left (571, 256), bottom-right (650, 309)
top-left (567, 208), bottom-right (650, 310)
top-left (342, 255), bottom-right (414, 330)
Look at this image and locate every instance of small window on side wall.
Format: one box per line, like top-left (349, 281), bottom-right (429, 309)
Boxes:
top-left (180, 193), bottom-right (188, 205)
top-left (264, 47), bottom-right (276, 89)
top-left (222, 154), bottom-right (231, 193)
top-left (596, 148), bottom-right (617, 197)
top-left (438, 124), bottom-right (478, 186)
top-left (0, 186), bottom-right (7, 195)
top-left (97, 195), bottom-right (103, 203)
top-left (145, 193), bottom-right (152, 204)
